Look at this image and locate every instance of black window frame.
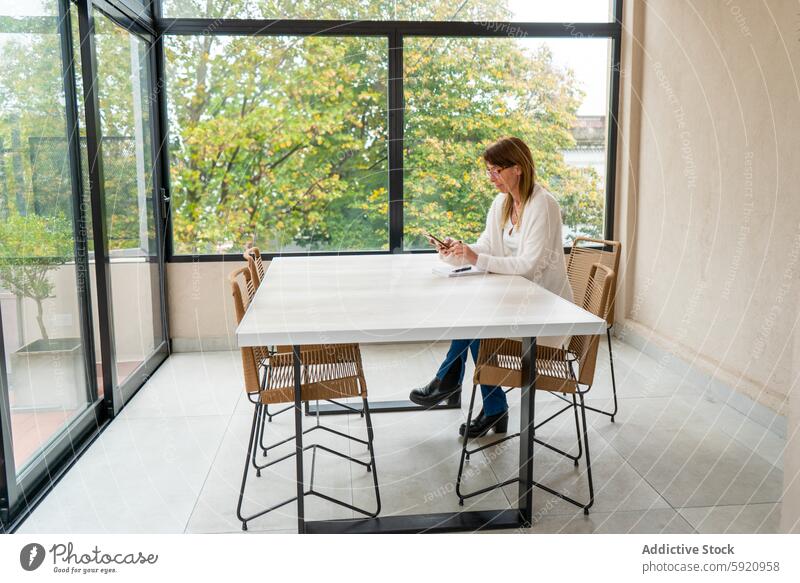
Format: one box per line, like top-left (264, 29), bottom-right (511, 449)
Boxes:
top-left (155, 2), bottom-right (624, 262)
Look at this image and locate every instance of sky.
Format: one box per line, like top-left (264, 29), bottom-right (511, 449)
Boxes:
top-left (506, 0), bottom-right (612, 22)
top-left (507, 0), bottom-right (613, 116)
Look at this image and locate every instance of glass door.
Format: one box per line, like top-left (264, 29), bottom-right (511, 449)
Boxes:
top-left (0, 0), bottom-right (100, 523)
top-left (91, 8), bottom-right (167, 404)
top-left (0, 0), bottom-right (168, 528)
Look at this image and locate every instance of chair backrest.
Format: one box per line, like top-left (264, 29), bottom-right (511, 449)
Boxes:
top-left (567, 236), bottom-right (621, 325)
top-left (229, 266), bottom-right (261, 395)
top-left (243, 246), bottom-right (266, 289)
top-left (242, 248), bottom-right (292, 352)
top-left (230, 266), bottom-right (253, 321)
top-left (568, 262), bottom-right (615, 387)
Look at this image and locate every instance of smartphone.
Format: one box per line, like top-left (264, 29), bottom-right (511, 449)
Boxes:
top-left (424, 232), bottom-right (452, 249)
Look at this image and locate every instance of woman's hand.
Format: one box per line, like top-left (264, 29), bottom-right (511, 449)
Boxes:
top-left (450, 241), bottom-right (478, 265)
top-left (429, 236), bottom-right (456, 256)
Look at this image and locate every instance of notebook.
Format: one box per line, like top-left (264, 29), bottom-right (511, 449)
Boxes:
top-left (431, 264), bottom-right (487, 278)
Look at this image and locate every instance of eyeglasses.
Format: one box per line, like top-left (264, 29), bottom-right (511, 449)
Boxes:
top-left (485, 165), bottom-right (508, 177)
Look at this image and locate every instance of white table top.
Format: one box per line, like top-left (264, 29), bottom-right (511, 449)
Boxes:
top-left (235, 254), bottom-right (606, 346)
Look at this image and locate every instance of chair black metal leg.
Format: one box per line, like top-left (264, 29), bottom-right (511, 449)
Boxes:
top-left (456, 383), bottom-right (479, 506)
top-left (571, 393), bottom-right (583, 466)
top-left (581, 327), bottom-right (620, 422)
top-left (578, 392), bottom-right (594, 514)
top-left (258, 404), bottom-right (268, 456)
top-left (251, 367), bottom-right (268, 468)
top-left (256, 364), bottom-right (269, 458)
top-left (361, 397), bottom-right (372, 461)
top-left (362, 396), bottom-right (381, 517)
top-left (237, 403), bottom-right (261, 531)
top-left (251, 404), bottom-right (265, 477)
top-left (257, 359), bottom-right (293, 457)
top-left (255, 364), bottom-right (272, 458)
top-left (607, 327), bottom-right (618, 422)
top-left (259, 403), bottom-right (293, 456)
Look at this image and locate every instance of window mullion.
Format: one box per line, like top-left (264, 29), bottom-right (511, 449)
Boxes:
top-left (388, 29), bottom-right (403, 253)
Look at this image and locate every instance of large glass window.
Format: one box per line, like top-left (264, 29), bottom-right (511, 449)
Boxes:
top-left (165, 34), bottom-right (389, 254)
top-left (162, 0), bottom-right (614, 22)
top-left (404, 36), bottom-right (610, 249)
top-left (161, 2), bottom-right (618, 256)
top-left (0, 0), bottom-right (94, 471)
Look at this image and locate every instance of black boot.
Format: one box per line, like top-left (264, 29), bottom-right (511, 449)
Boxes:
top-left (459, 409), bottom-right (509, 438)
top-left (409, 360), bottom-right (463, 408)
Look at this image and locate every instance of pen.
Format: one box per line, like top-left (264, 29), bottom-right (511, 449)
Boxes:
top-left (453, 266), bottom-right (471, 273)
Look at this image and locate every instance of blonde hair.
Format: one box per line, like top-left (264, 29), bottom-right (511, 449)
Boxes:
top-left (482, 136), bottom-right (536, 226)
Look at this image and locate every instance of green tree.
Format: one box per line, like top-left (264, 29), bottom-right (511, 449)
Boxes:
top-left (0, 8), bottom-right (154, 253)
top-left (403, 37), bottom-right (604, 247)
top-left (1, 0), bottom-right (607, 258)
top-left (165, 0), bottom-right (605, 253)
top-left (0, 10), bottom-right (69, 219)
top-left (167, 32), bottom-right (391, 252)
top-left (0, 213), bottom-right (74, 340)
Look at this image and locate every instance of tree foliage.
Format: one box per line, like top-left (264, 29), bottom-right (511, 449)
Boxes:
top-left (0, 213), bottom-right (74, 340)
top-left (403, 36), bottom-right (604, 248)
top-left (167, 33), bottom-right (390, 252)
top-left (0, 0), bottom-right (606, 260)
top-left (165, 0), bottom-right (605, 253)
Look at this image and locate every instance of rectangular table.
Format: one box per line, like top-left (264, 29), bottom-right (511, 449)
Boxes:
top-left (236, 253), bottom-right (606, 533)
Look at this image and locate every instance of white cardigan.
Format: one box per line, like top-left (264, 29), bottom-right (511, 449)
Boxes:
top-left (441, 184), bottom-right (574, 346)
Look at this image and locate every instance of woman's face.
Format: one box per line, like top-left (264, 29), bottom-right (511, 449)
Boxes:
top-left (486, 163), bottom-right (520, 194)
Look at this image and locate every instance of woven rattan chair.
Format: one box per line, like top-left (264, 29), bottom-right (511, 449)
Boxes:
top-left (242, 247), bottom-right (293, 440)
top-left (456, 263), bottom-right (615, 515)
top-left (230, 267), bottom-right (381, 530)
top-left (229, 266), bottom-right (285, 472)
top-left (567, 237), bottom-right (621, 421)
top-left (243, 245), bottom-right (266, 288)
top-left (243, 245), bottom-right (299, 356)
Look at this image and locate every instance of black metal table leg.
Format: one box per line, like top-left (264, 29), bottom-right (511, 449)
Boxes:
top-left (305, 398), bottom-right (461, 416)
top-left (292, 345), bottom-right (305, 534)
top-left (299, 336), bottom-right (539, 534)
top-left (518, 336), bottom-right (536, 527)
top-left (304, 509), bottom-right (523, 533)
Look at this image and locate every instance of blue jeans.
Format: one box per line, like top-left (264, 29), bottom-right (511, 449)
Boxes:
top-left (435, 339), bottom-right (508, 416)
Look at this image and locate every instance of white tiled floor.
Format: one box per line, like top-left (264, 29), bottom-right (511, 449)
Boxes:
top-left (17, 339), bottom-right (785, 534)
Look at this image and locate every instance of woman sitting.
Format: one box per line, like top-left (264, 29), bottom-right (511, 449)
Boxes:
top-left (409, 136), bottom-right (574, 437)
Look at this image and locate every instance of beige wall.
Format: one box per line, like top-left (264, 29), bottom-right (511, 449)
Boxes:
top-left (615, 0), bottom-right (800, 414)
top-left (615, 0), bottom-right (800, 532)
top-left (784, 323), bottom-right (800, 532)
top-left (166, 260), bottom-right (249, 351)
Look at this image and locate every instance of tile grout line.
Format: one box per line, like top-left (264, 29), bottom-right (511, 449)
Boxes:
top-left (675, 501), bottom-right (781, 510)
top-left (182, 391), bottom-right (246, 534)
top-left (592, 421), bottom-right (698, 534)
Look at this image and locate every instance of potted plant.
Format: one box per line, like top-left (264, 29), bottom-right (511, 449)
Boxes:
top-left (0, 212), bottom-right (85, 410)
